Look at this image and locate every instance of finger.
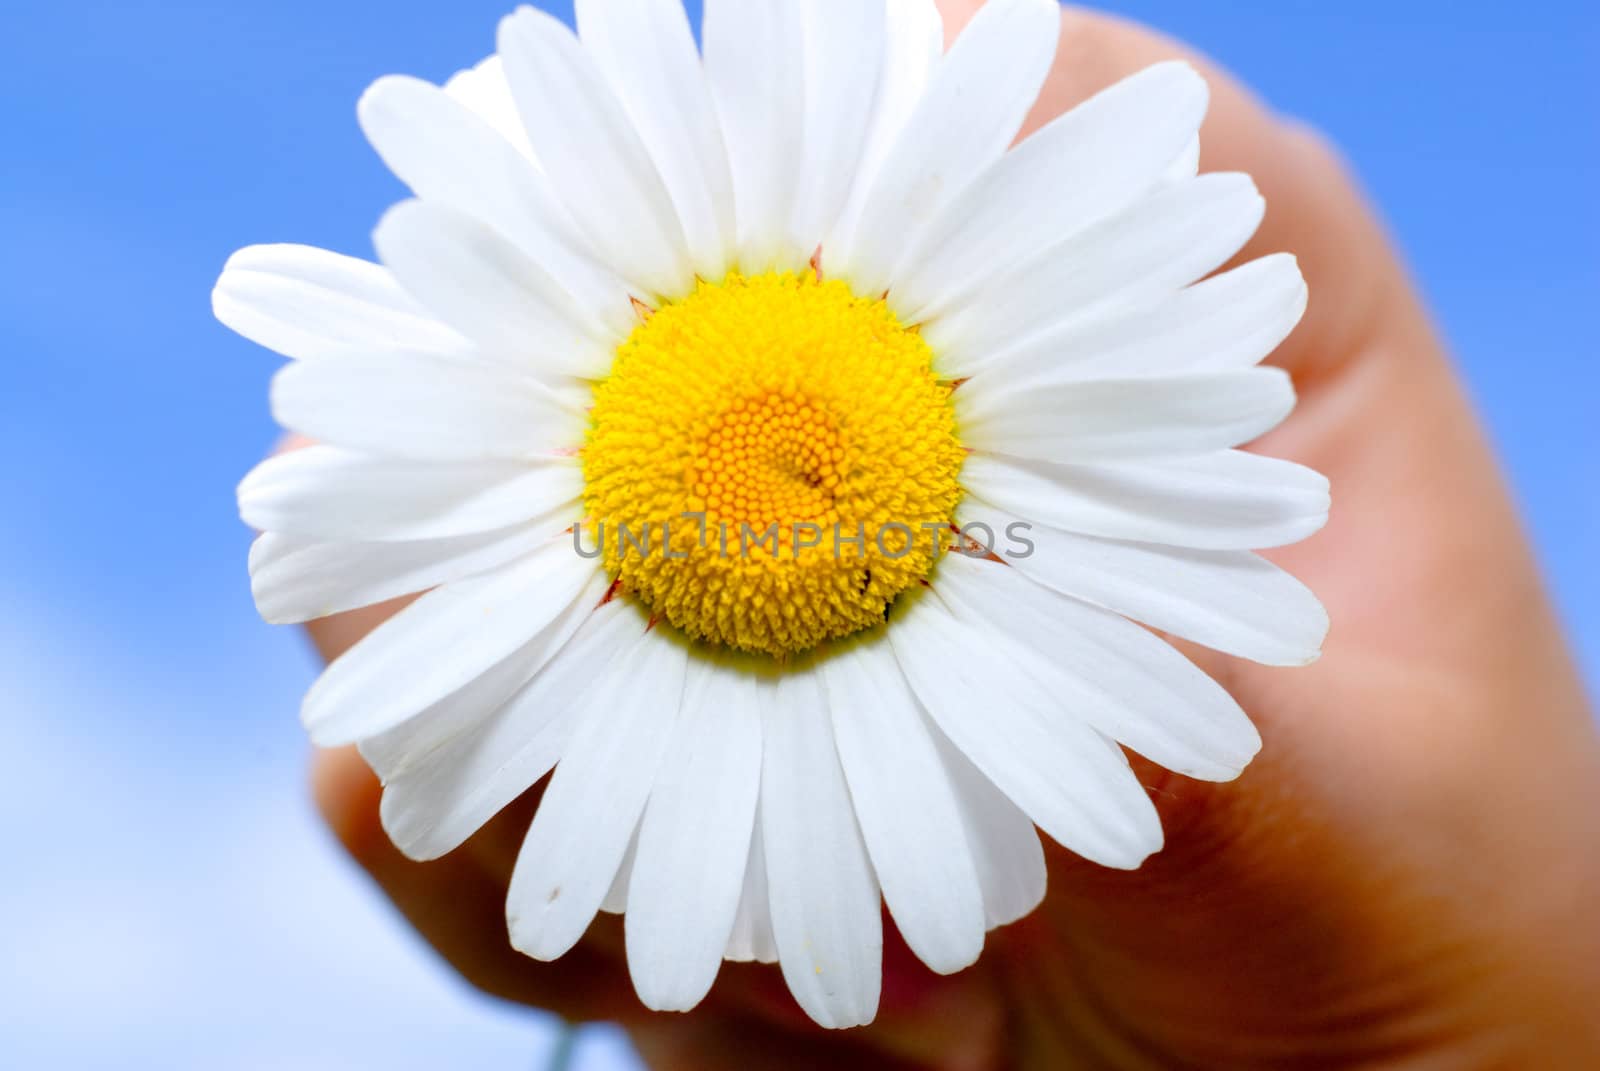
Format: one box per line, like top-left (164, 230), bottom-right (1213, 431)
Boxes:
top-left (914, 0), bottom-right (1373, 881)
top-left (303, 595), bottom-right (415, 663)
top-left (310, 746), bottom-right (637, 1022)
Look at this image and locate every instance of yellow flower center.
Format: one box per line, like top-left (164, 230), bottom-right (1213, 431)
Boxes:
top-left (581, 271), bottom-right (964, 657)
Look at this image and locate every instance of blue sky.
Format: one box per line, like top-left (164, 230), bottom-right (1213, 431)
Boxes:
top-left (0, 1), bottom-right (1594, 1067)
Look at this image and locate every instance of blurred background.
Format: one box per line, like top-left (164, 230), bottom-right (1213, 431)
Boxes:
top-left (1, 0), bottom-right (1594, 1067)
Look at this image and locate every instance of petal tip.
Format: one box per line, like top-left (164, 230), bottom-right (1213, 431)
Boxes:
top-left (918, 937), bottom-right (985, 977)
top-left (506, 916), bottom-right (574, 964)
top-left (369, 198), bottom-right (427, 262)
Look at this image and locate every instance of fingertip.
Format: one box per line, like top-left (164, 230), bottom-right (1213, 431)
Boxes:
top-left (311, 745), bottom-right (386, 859)
top-left (303, 595), bottom-right (418, 664)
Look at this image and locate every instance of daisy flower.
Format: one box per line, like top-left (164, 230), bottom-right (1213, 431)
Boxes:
top-left (217, 0), bottom-right (1329, 1029)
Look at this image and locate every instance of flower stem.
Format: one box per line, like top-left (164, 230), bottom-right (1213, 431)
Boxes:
top-left (544, 1022), bottom-right (578, 1071)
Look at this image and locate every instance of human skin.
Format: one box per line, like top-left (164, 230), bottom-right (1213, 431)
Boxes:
top-left (295, 2), bottom-right (1600, 1067)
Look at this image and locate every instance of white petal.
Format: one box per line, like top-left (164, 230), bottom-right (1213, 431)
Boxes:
top-left (249, 522), bottom-right (576, 625)
top-left (890, 62), bottom-right (1208, 323)
top-left (508, 622), bottom-right (690, 961)
top-left (961, 498), bottom-right (1328, 666)
top-left (380, 597), bottom-right (642, 860)
top-left (361, 638), bottom-right (546, 781)
top-left (576, 0), bottom-right (736, 281)
top-left (238, 447), bottom-right (582, 543)
top-left (1162, 135), bottom-right (1201, 185)
top-left (498, 8), bottom-right (691, 302)
top-left (372, 200), bottom-right (616, 379)
top-left (965, 253), bottom-right (1307, 382)
top-left (212, 244), bottom-right (466, 362)
top-left (935, 553), bottom-right (1262, 782)
top-left (957, 367), bottom-right (1297, 464)
top-left (761, 669), bottom-right (881, 1029)
top-left (702, 0), bottom-right (807, 272)
top-left (602, 827), bottom-right (639, 915)
top-left (300, 539), bottom-right (598, 746)
top-left (360, 568), bottom-right (611, 784)
top-left (442, 56), bottom-right (534, 159)
top-left (271, 347), bottom-right (585, 461)
top-left (961, 449), bottom-right (1331, 550)
top-left (927, 723), bottom-right (1046, 928)
top-left (823, 640), bottom-right (984, 974)
top-left (359, 74), bottom-right (632, 336)
top-left (789, 0), bottom-right (885, 255)
top-left (925, 173), bottom-right (1265, 371)
top-left (831, 0), bottom-right (1061, 297)
top-left (889, 586), bottom-right (1163, 869)
top-left (724, 816), bottom-right (777, 963)
top-left (626, 656), bottom-right (763, 1012)
top-left (828, 0), bottom-right (944, 259)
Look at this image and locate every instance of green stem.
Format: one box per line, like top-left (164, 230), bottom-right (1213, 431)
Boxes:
top-left (545, 1022), bottom-right (579, 1071)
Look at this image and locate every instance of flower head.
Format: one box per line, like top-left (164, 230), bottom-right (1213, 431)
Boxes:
top-left (218, 0), bottom-right (1328, 1029)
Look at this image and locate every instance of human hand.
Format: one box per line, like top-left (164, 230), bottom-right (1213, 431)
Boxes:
top-left (302, 3), bottom-right (1600, 1067)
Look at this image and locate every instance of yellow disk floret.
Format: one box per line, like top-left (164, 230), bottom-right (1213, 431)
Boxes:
top-left (582, 271), bottom-right (964, 657)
